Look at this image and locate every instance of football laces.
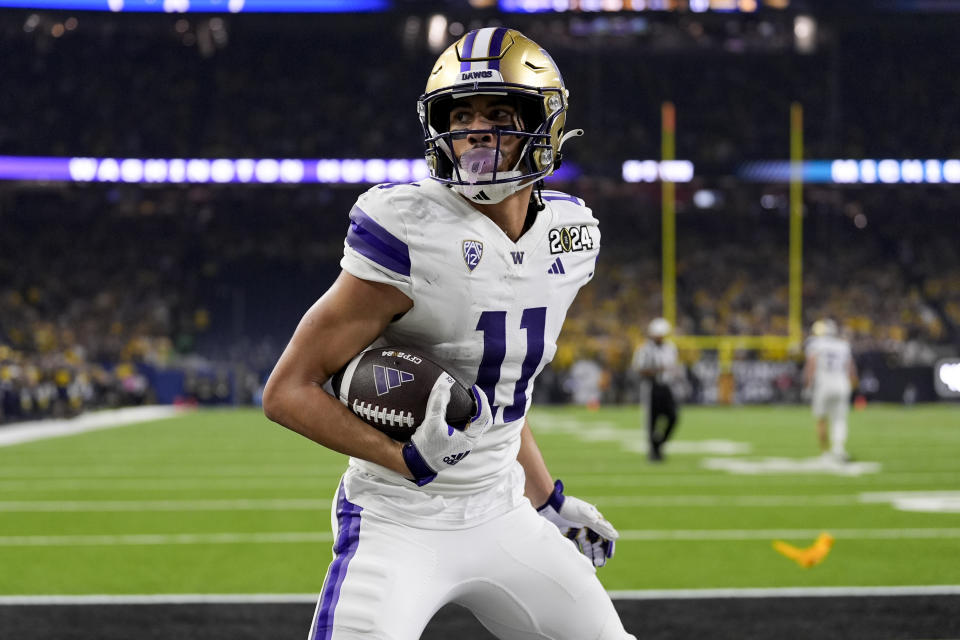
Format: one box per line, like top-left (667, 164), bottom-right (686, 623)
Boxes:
top-left (351, 400), bottom-right (416, 428)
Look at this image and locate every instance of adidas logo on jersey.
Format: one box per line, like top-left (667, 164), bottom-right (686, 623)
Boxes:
top-left (442, 451), bottom-right (470, 466)
top-left (373, 365), bottom-right (415, 396)
top-left (547, 257), bottom-right (566, 275)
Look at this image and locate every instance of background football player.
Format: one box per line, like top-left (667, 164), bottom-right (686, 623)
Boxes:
top-left (804, 318), bottom-right (859, 463)
top-left (263, 28), bottom-right (636, 640)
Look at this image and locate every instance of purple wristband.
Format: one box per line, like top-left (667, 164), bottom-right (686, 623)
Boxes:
top-left (401, 442), bottom-right (437, 487)
top-left (537, 479), bottom-right (566, 512)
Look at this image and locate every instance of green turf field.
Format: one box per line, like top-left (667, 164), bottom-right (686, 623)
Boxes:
top-left (2, 403), bottom-right (959, 595)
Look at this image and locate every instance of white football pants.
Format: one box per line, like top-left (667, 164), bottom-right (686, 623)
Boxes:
top-left (309, 484), bottom-right (636, 640)
top-left (812, 386), bottom-right (850, 454)
top-left (812, 386), bottom-right (849, 423)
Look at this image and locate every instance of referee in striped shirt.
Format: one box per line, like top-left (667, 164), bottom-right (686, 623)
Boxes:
top-left (630, 318), bottom-right (680, 462)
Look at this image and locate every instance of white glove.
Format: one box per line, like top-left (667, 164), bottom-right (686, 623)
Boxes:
top-left (401, 376), bottom-right (492, 486)
top-left (537, 480), bottom-right (619, 567)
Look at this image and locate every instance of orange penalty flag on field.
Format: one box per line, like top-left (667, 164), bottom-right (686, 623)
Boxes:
top-left (772, 532), bottom-right (835, 568)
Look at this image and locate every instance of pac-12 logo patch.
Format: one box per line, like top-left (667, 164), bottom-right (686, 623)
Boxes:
top-left (462, 240), bottom-right (484, 271)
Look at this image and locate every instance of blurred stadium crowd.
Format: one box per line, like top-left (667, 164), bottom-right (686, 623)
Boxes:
top-left (1, 9), bottom-right (958, 421)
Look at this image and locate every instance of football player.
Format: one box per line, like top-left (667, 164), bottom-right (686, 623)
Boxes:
top-left (803, 318), bottom-right (859, 463)
top-left (263, 28), bottom-right (636, 640)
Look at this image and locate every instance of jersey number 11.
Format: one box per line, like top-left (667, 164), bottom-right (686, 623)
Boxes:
top-left (475, 307), bottom-right (547, 423)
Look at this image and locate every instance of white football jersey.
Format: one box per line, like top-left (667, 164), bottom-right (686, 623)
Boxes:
top-left (338, 179), bottom-right (599, 526)
top-left (805, 335), bottom-right (853, 393)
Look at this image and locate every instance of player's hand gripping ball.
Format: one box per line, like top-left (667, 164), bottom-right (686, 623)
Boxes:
top-left (331, 347), bottom-right (478, 442)
top-left (401, 375), bottom-right (492, 485)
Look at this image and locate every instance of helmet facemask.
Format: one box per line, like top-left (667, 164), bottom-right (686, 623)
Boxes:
top-left (420, 87), bottom-right (565, 204)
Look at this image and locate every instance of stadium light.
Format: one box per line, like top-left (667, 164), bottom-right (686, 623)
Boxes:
top-left (622, 160), bottom-right (695, 183)
top-left (0, 0), bottom-right (391, 12)
top-left (498, 0), bottom-right (779, 12)
top-left (426, 14), bottom-right (448, 52)
top-left (738, 159), bottom-right (960, 184)
top-left (934, 359), bottom-right (960, 398)
top-left (793, 14), bottom-right (816, 53)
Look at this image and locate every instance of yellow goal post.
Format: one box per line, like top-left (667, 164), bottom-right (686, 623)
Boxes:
top-left (659, 102), bottom-right (805, 369)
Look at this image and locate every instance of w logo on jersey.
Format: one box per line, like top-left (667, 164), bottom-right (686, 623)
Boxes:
top-left (373, 365), bottom-right (415, 396)
top-left (511, 251), bottom-right (525, 264)
top-left (462, 240), bottom-right (484, 272)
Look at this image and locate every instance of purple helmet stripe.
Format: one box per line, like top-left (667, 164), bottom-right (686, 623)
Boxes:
top-left (459, 30), bottom-right (478, 71)
top-left (310, 484), bottom-right (363, 640)
top-left (487, 27), bottom-right (507, 70)
top-left (346, 205), bottom-right (411, 276)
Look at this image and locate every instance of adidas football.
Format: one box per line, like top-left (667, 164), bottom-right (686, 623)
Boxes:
top-left (330, 346), bottom-right (477, 441)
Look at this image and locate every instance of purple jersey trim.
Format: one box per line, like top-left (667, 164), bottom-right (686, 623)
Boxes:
top-left (311, 483), bottom-right (363, 640)
top-left (460, 30), bottom-right (478, 71)
top-left (542, 191), bottom-right (583, 206)
top-left (487, 28), bottom-right (507, 70)
top-left (346, 205), bottom-right (411, 277)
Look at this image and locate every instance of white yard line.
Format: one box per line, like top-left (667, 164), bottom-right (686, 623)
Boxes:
top-left (0, 466), bottom-right (339, 478)
top-left (3, 585), bottom-right (960, 605)
top-left (0, 495), bottom-right (861, 511)
top-left (4, 492), bottom-right (959, 513)
top-left (0, 478), bottom-right (315, 491)
top-left (3, 527), bottom-right (960, 547)
top-left (608, 585), bottom-right (960, 599)
top-left (0, 406), bottom-right (182, 447)
top-left (617, 527), bottom-right (960, 541)
top-left (533, 419), bottom-right (753, 456)
top-left (4, 470), bottom-right (958, 493)
top-left (594, 495), bottom-right (861, 507)
top-left (0, 594), bottom-right (321, 605)
top-left (0, 499), bottom-right (331, 512)
top-left (565, 471), bottom-right (960, 486)
top-left (0, 532), bottom-right (333, 546)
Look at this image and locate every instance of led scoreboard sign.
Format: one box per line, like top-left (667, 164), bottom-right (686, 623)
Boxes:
top-left (498, 0), bottom-right (787, 13)
top-left (0, 0), bottom-right (389, 11)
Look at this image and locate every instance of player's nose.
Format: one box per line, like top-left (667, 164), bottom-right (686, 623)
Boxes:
top-left (466, 129), bottom-right (494, 145)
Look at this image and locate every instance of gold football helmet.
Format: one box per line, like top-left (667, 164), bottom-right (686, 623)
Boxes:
top-left (811, 318), bottom-right (838, 337)
top-left (417, 28), bottom-right (582, 203)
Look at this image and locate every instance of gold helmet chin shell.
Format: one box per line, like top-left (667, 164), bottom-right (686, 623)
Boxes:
top-left (420, 28), bottom-right (570, 179)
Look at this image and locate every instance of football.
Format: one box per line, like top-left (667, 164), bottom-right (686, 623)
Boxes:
top-left (330, 346), bottom-right (477, 441)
